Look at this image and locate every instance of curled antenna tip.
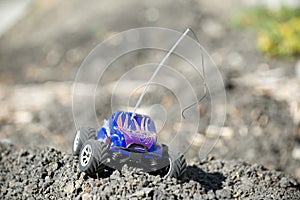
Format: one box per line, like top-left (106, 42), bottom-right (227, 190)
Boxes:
top-left (131, 28), bottom-right (190, 116)
top-left (181, 28), bottom-right (207, 119)
top-left (184, 28), bottom-right (190, 34)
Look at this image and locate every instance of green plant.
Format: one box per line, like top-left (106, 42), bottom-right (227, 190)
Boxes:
top-left (232, 6), bottom-right (300, 57)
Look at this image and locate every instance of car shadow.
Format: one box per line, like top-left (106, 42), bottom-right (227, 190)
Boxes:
top-left (184, 165), bottom-right (225, 191)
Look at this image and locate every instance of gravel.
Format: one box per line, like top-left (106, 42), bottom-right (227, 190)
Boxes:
top-left (1, 142), bottom-right (299, 199)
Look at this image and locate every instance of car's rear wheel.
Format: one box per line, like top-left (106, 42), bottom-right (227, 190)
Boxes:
top-left (72, 126), bottom-right (96, 156)
top-left (79, 139), bottom-right (109, 176)
top-left (150, 145), bottom-right (186, 179)
top-left (163, 151), bottom-right (187, 179)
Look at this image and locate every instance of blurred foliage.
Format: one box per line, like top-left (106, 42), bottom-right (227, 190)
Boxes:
top-left (232, 6), bottom-right (300, 57)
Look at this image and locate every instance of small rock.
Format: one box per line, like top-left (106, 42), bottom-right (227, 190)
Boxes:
top-left (45, 176), bottom-right (50, 182)
top-left (280, 177), bottom-right (290, 188)
top-left (65, 183), bottom-right (74, 194)
top-left (14, 111), bottom-right (33, 124)
top-left (291, 146), bottom-right (300, 160)
top-left (221, 127), bottom-right (234, 138)
top-left (258, 115), bottom-right (269, 126)
top-left (202, 19), bottom-right (224, 39)
top-left (228, 52), bottom-right (244, 69)
top-left (216, 189), bottom-right (231, 199)
top-left (82, 193), bottom-right (93, 200)
top-left (207, 190), bottom-right (215, 199)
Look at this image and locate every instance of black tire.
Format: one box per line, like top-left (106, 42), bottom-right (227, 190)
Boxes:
top-left (163, 150), bottom-right (187, 179)
top-left (158, 144), bottom-right (170, 169)
top-left (79, 139), bottom-right (109, 176)
top-left (72, 126), bottom-right (96, 156)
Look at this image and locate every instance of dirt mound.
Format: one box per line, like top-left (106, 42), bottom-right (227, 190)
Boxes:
top-left (1, 143), bottom-right (299, 199)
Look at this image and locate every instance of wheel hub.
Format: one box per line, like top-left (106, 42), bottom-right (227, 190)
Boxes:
top-left (80, 144), bottom-right (92, 167)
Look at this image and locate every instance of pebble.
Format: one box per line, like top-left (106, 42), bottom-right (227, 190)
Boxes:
top-left (65, 183), bottom-right (74, 194)
top-left (81, 193), bottom-right (93, 200)
top-left (291, 146), bottom-right (300, 160)
top-left (202, 19), bottom-right (224, 39)
top-left (221, 127), bottom-right (234, 138)
top-left (228, 52), bottom-right (244, 69)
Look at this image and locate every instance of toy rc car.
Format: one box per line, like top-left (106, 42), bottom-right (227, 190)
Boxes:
top-left (72, 28), bottom-right (208, 179)
top-left (73, 110), bottom-right (187, 178)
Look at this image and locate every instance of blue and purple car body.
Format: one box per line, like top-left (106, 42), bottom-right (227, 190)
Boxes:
top-left (96, 111), bottom-right (164, 159)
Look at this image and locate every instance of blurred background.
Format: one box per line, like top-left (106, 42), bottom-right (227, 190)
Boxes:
top-left (0, 0), bottom-right (299, 179)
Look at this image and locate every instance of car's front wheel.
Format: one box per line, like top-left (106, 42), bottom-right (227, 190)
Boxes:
top-left (72, 126), bottom-right (96, 156)
top-left (79, 139), bottom-right (109, 176)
